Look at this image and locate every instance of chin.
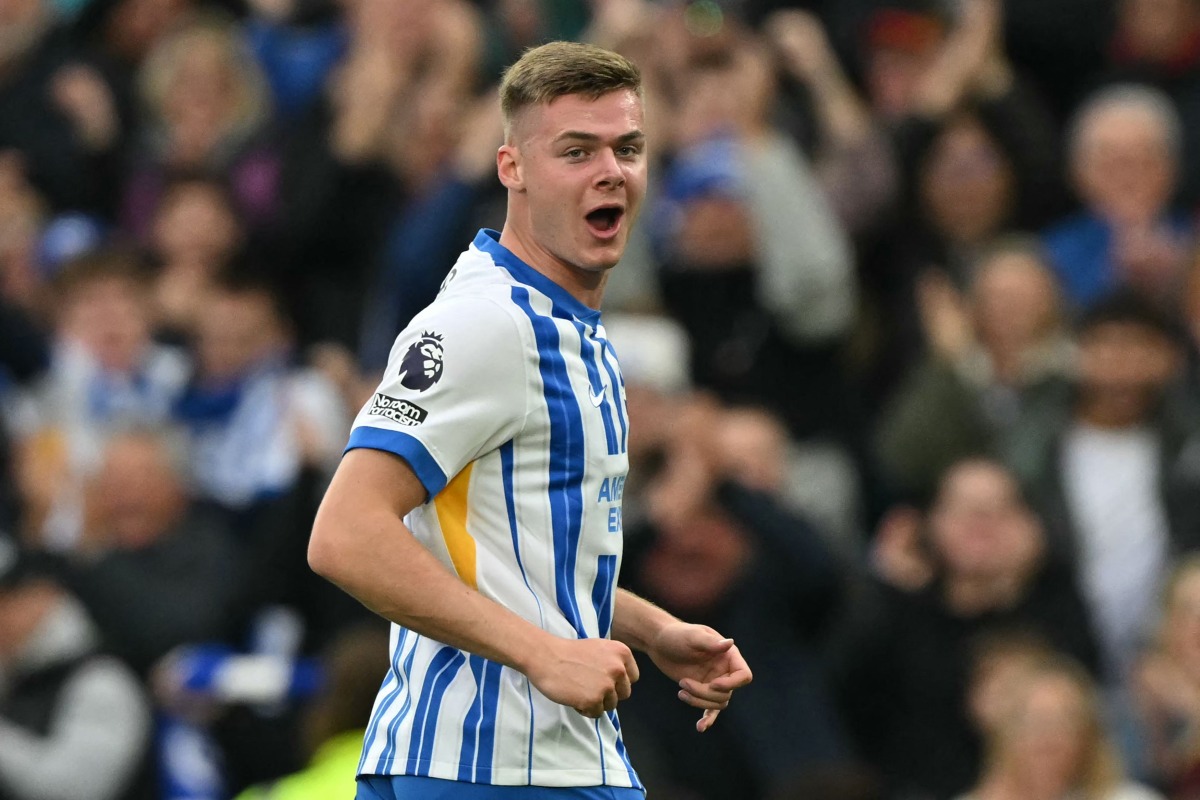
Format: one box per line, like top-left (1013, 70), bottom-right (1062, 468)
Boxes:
top-left (573, 251), bottom-right (621, 274)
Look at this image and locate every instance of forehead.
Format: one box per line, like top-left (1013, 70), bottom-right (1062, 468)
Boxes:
top-left (1080, 105), bottom-right (1169, 150)
top-left (940, 463), bottom-right (1015, 503)
top-left (976, 253), bottom-right (1050, 289)
top-left (518, 89), bottom-right (644, 141)
top-left (1079, 320), bottom-right (1168, 347)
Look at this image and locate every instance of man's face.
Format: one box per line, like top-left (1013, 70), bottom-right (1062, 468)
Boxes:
top-left (195, 291), bottom-right (287, 381)
top-left (88, 434), bottom-right (185, 549)
top-left (1074, 105), bottom-right (1175, 225)
top-left (500, 89), bottom-right (647, 275)
top-left (60, 276), bottom-right (152, 374)
top-left (1077, 321), bottom-right (1178, 420)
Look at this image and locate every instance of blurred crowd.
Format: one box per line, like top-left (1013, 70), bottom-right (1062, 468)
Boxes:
top-left (4, 0), bottom-right (1200, 798)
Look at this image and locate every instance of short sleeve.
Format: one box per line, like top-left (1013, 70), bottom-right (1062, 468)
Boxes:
top-left (345, 297), bottom-right (529, 499)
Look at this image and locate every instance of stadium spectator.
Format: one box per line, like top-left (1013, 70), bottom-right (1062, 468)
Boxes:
top-left (9, 0), bottom-right (1200, 793)
top-left (877, 237), bottom-right (1073, 501)
top-left (355, 89), bottom-right (506, 371)
top-left (0, 0), bottom-right (125, 214)
top-left (1131, 557), bottom-right (1200, 794)
top-left (272, 0), bottom-right (481, 350)
top-left (0, 538), bottom-right (154, 800)
top-left (1043, 84), bottom-right (1192, 309)
top-left (1005, 292), bottom-right (1200, 684)
top-left (650, 38), bottom-right (858, 441)
top-left (838, 458), bottom-right (1099, 800)
top-left (74, 0), bottom-right (199, 80)
top-left (241, 0), bottom-right (345, 121)
top-left (766, 9), bottom-right (898, 238)
top-left (0, 157), bottom-right (51, 316)
top-left (7, 249), bottom-right (189, 546)
top-left (966, 630), bottom-right (1059, 737)
top-left (46, 426), bottom-right (240, 673)
top-left (620, 397), bottom-right (852, 800)
top-left (121, 14), bottom-right (278, 241)
top-left (863, 0), bottom-right (1062, 234)
top-left (147, 173), bottom-right (243, 336)
top-left (956, 656), bottom-right (1161, 800)
top-left (1103, 0), bottom-right (1200, 206)
top-left (478, 0), bottom-right (605, 81)
top-left (853, 0), bottom-right (1062, 408)
top-left (173, 274), bottom-right (347, 511)
top-left (231, 624), bottom-right (389, 800)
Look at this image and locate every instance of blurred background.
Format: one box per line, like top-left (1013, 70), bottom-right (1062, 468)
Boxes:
top-left (2, 0), bottom-right (1200, 798)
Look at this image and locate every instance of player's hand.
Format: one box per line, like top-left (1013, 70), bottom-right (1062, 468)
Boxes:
top-left (526, 636), bottom-right (640, 719)
top-left (648, 622), bottom-right (752, 732)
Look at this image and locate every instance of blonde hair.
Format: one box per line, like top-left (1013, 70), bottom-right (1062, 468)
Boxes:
top-left (1068, 83), bottom-right (1182, 166)
top-left (499, 41), bottom-right (642, 136)
top-left (138, 14), bottom-right (270, 150)
top-left (984, 655), bottom-right (1123, 798)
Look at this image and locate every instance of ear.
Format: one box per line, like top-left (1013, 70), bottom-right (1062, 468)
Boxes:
top-left (498, 143), bottom-right (525, 192)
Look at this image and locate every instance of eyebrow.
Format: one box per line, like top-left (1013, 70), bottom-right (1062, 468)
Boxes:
top-left (553, 130), bottom-right (646, 145)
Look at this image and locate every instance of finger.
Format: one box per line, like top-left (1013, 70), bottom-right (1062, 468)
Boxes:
top-left (577, 703), bottom-right (603, 719)
top-left (688, 628), bottom-right (735, 654)
top-left (616, 673), bottom-right (632, 702)
top-left (678, 689), bottom-right (729, 710)
top-left (697, 708), bottom-right (720, 733)
top-left (709, 667), bottom-right (754, 692)
top-left (621, 646), bottom-right (640, 684)
top-left (678, 678), bottom-right (732, 703)
top-left (603, 689), bottom-right (620, 712)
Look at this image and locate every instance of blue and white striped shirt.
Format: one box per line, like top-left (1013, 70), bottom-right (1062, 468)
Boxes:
top-left (346, 230), bottom-right (641, 790)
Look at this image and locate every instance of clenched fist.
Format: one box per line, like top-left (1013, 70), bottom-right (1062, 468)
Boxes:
top-left (526, 637), bottom-right (641, 718)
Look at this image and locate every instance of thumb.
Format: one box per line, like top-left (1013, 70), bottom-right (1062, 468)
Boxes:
top-left (690, 628), bottom-right (734, 653)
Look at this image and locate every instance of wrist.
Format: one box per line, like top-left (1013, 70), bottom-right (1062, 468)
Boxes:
top-left (613, 590), bottom-right (677, 653)
top-left (511, 628), bottom-right (559, 677)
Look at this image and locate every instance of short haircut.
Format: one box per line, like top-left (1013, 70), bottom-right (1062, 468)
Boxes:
top-left (970, 233), bottom-right (1052, 277)
top-left (499, 41), bottom-right (642, 136)
top-left (1067, 82), bottom-right (1182, 164)
top-left (53, 247), bottom-right (151, 299)
top-left (968, 628), bottom-right (1056, 678)
top-left (209, 265), bottom-right (294, 331)
top-left (1077, 289), bottom-right (1185, 343)
top-left (100, 423), bottom-right (193, 481)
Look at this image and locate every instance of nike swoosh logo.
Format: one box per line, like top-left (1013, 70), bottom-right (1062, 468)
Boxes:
top-left (589, 386), bottom-right (606, 407)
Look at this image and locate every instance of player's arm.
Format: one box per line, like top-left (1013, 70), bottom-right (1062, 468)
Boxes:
top-left (611, 588), bottom-right (753, 732)
top-left (308, 447), bottom-right (639, 718)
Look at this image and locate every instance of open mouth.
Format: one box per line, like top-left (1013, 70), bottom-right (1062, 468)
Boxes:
top-left (585, 204), bottom-right (625, 237)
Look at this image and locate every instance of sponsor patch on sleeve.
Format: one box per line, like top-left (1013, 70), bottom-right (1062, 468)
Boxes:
top-left (367, 392), bottom-right (429, 427)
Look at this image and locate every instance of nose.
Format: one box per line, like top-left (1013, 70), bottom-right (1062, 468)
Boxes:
top-left (593, 148), bottom-right (625, 190)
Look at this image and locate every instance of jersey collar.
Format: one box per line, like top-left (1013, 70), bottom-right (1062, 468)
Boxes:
top-left (474, 229), bottom-right (602, 325)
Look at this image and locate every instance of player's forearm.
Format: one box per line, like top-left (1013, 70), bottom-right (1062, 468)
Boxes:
top-left (309, 505), bottom-right (552, 676)
top-left (610, 589), bottom-right (678, 653)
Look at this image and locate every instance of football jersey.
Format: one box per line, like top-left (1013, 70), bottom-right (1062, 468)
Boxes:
top-left (346, 229), bottom-right (641, 790)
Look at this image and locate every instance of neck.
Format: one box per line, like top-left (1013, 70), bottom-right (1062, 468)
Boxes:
top-left (987, 343), bottom-right (1025, 386)
top-left (498, 223), bottom-right (606, 310)
top-left (977, 771), bottom-right (1070, 800)
top-left (944, 572), bottom-right (1024, 615)
top-left (1075, 397), bottom-right (1147, 430)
